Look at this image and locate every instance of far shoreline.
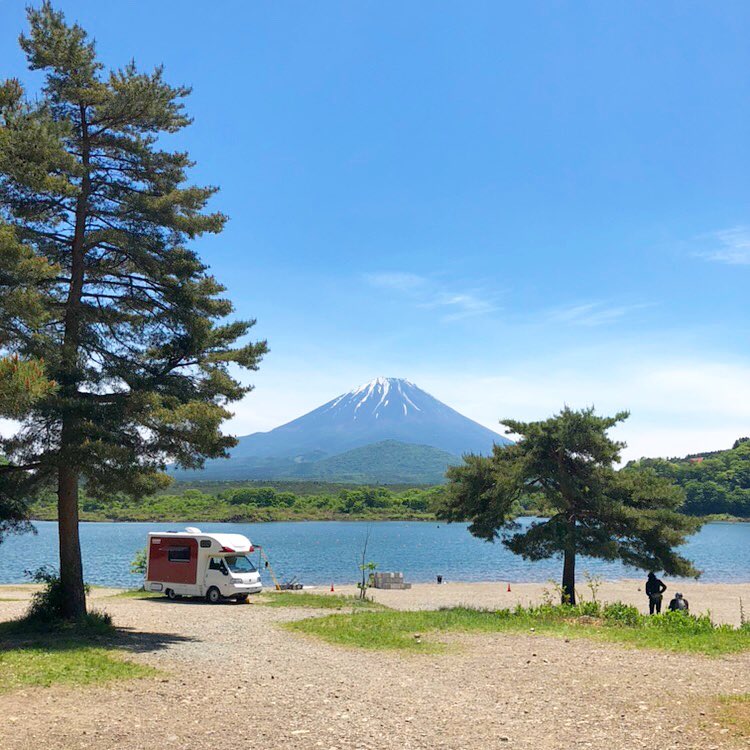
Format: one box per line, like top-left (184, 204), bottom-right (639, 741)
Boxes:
top-left (26, 514), bottom-right (750, 524)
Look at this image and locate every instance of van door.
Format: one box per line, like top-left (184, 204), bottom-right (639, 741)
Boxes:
top-left (205, 556), bottom-right (230, 595)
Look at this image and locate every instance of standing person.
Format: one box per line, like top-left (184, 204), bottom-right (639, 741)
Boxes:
top-left (645, 572), bottom-right (667, 614)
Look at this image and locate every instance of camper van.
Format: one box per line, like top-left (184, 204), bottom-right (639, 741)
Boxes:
top-left (145, 527), bottom-right (262, 603)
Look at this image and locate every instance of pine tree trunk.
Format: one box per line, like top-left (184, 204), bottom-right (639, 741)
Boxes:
top-left (57, 464), bottom-right (86, 619)
top-left (561, 512), bottom-right (577, 605)
top-left (561, 547), bottom-right (576, 605)
top-left (54, 103), bottom-right (90, 621)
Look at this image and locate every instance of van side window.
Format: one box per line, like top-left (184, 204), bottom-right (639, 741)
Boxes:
top-left (167, 546), bottom-right (191, 563)
top-left (209, 558), bottom-right (228, 574)
top-left (200, 540), bottom-right (211, 548)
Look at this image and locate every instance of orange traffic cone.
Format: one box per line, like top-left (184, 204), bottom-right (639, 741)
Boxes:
top-left (507, 582), bottom-right (512, 592)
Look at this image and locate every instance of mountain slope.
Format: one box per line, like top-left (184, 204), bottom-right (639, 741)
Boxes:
top-left (231, 377), bottom-right (508, 459)
top-left (172, 377), bottom-right (509, 482)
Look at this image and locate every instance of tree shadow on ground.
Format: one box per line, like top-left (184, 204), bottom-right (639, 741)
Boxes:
top-left (0, 618), bottom-right (198, 656)
top-left (109, 626), bottom-right (198, 654)
top-left (135, 595), bottom-right (249, 606)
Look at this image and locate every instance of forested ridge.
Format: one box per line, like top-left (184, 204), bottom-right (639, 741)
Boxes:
top-left (30, 484), bottom-right (447, 522)
top-left (627, 438), bottom-right (750, 518)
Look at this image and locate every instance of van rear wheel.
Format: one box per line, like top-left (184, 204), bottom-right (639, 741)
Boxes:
top-left (206, 586), bottom-right (222, 604)
top-left (166, 588), bottom-right (177, 600)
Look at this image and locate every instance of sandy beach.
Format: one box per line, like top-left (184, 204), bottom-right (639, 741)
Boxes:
top-left (325, 579), bottom-right (750, 626)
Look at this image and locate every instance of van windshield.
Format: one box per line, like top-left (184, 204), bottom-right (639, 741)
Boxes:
top-left (225, 555), bottom-right (256, 574)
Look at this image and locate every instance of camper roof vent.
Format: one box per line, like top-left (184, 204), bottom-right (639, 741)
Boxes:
top-left (184, 527), bottom-right (202, 534)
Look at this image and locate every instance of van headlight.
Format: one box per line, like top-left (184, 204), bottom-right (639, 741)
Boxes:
top-left (231, 578), bottom-right (243, 584)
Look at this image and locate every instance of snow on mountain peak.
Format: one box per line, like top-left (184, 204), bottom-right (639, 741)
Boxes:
top-left (327, 377), bottom-right (422, 418)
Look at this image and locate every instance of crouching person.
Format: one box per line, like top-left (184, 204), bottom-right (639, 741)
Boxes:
top-left (668, 592), bottom-right (689, 612)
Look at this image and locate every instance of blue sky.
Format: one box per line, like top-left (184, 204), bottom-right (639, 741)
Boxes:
top-left (2, 1), bottom-right (748, 459)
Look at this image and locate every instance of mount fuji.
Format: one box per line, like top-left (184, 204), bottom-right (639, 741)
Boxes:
top-left (173, 377), bottom-right (510, 483)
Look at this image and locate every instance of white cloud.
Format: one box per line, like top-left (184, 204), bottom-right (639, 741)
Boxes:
top-left (419, 292), bottom-right (498, 321)
top-left (548, 301), bottom-right (653, 327)
top-left (365, 271), bottom-right (499, 321)
top-left (697, 227), bottom-right (750, 266)
top-left (222, 349), bottom-right (750, 465)
top-left (416, 357), bottom-right (750, 462)
top-left (364, 272), bottom-right (428, 292)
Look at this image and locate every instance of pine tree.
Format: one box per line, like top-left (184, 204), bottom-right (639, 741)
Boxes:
top-left (439, 407), bottom-right (701, 604)
top-left (0, 4), bottom-right (267, 618)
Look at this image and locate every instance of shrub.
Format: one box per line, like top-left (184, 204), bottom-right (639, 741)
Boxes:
top-left (576, 600), bottom-right (602, 618)
top-left (603, 602), bottom-right (641, 626)
top-left (22, 567), bottom-right (113, 631)
top-left (25, 566), bottom-right (74, 622)
top-left (649, 610), bottom-right (716, 634)
top-left (130, 547), bottom-right (147, 576)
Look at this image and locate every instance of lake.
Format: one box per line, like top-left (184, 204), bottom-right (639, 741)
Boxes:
top-left (1, 519), bottom-right (749, 589)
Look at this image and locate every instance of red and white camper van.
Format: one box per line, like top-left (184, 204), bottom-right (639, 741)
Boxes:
top-left (145, 527), bottom-right (262, 603)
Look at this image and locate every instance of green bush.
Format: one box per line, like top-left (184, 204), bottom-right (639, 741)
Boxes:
top-left (648, 610), bottom-right (716, 634)
top-left (576, 600), bottom-right (602, 618)
top-left (26, 567), bottom-right (74, 622)
top-left (603, 601), bottom-right (641, 626)
top-left (22, 567), bottom-right (113, 631)
top-left (130, 547), bottom-right (147, 576)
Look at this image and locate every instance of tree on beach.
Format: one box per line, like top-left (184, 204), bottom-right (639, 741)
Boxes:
top-left (438, 407), bottom-right (701, 604)
top-left (0, 3), bottom-right (267, 618)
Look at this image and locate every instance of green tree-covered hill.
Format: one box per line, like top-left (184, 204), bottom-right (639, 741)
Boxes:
top-left (628, 438), bottom-right (750, 517)
top-left (299, 440), bottom-right (459, 484)
top-left (170, 440), bottom-right (460, 484)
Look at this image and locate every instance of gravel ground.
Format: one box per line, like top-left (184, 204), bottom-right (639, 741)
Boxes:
top-left (1, 589), bottom-right (749, 749)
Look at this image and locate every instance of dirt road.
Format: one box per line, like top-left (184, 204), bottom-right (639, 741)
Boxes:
top-left (1, 591), bottom-right (748, 749)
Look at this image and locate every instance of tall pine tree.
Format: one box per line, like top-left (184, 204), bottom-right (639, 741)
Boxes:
top-left (0, 4), bottom-right (267, 618)
top-left (440, 407), bottom-right (701, 604)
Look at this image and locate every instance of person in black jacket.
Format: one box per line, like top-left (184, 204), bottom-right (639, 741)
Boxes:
top-left (645, 572), bottom-right (667, 614)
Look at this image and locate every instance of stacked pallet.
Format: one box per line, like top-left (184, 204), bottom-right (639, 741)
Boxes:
top-left (372, 572), bottom-right (412, 590)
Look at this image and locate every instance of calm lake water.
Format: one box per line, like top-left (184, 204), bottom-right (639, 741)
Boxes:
top-left (1, 519), bottom-right (749, 588)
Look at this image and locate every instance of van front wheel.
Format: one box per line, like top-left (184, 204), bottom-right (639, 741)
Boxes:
top-left (206, 587), bottom-right (222, 604)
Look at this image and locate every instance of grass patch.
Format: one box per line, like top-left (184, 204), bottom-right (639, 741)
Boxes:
top-left (286, 602), bottom-right (750, 656)
top-left (716, 694), bottom-right (750, 737)
top-left (258, 591), bottom-right (384, 610)
top-left (0, 611), bottom-right (157, 693)
top-left (0, 643), bottom-right (155, 693)
top-left (0, 616), bottom-right (156, 694)
top-left (0, 570), bottom-right (157, 693)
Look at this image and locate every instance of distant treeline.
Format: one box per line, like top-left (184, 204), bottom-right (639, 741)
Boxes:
top-left (30, 481), bottom-right (544, 523)
top-left (627, 438), bottom-right (750, 518)
top-left (28, 439), bottom-right (749, 523)
top-left (31, 485), bottom-right (447, 522)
